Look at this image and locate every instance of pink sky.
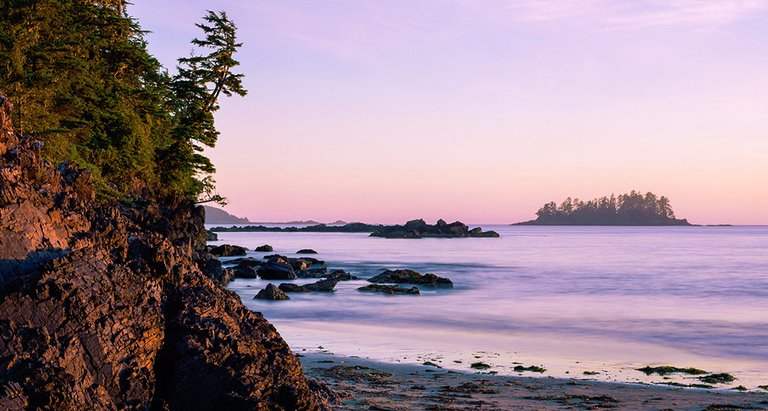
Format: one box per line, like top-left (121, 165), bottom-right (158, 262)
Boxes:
top-left (131, 1), bottom-right (768, 224)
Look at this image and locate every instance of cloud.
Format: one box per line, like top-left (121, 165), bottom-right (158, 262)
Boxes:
top-left (501, 0), bottom-right (768, 29)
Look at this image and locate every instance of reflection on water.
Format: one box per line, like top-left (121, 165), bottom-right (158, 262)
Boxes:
top-left (216, 225), bottom-right (768, 388)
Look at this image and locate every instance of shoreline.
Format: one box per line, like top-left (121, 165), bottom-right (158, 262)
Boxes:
top-left (299, 352), bottom-right (768, 410)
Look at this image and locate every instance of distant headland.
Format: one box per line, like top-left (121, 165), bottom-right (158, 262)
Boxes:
top-left (515, 191), bottom-right (692, 226)
top-left (211, 219), bottom-right (500, 238)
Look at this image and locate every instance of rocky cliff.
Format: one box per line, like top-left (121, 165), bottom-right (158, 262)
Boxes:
top-left (0, 95), bottom-right (327, 410)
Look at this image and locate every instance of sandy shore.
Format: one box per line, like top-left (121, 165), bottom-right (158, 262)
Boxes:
top-left (300, 353), bottom-right (768, 410)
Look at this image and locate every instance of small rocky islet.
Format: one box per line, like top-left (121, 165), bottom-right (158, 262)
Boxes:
top-left (210, 218), bottom-right (500, 238)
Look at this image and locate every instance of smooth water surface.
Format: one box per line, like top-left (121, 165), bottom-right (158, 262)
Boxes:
top-left (213, 225), bottom-right (768, 387)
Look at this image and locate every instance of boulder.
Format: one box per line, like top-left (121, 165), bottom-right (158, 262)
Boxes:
top-left (296, 267), bottom-right (328, 278)
top-left (255, 244), bottom-right (273, 252)
top-left (206, 230), bottom-right (218, 241)
top-left (258, 261), bottom-right (297, 280)
top-left (305, 278), bottom-right (338, 292)
top-left (278, 283), bottom-right (308, 293)
top-left (233, 266), bottom-right (258, 279)
top-left (326, 269), bottom-right (358, 281)
top-left (254, 283), bottom-right (290, 300)
top-left (209, 244), bottom-right (247, 256)
top-left (296, 249), bottom-right (318, 254)
top-left (232, 257), bottom-right (263, 268)
top-left (358, 284), bottom-right (420, 295)
top-left (368, 269), bottom-right (452, 286)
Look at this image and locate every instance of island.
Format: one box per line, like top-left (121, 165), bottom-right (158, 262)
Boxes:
top-left (210, 219), bottom-right (500, 238)
top-left (515, 191), bottom-right (692, 226)
top-left (203, 205), bottom-right (250, 224)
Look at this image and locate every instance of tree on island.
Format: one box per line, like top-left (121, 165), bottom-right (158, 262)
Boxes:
top-left (517, 191), bottom-right (691, 225)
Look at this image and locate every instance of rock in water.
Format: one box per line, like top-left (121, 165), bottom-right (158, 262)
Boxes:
top-left (258, 261), bottom-right (298, 280)
top-left (358, 284), bottom-right (421, 295)
top-left (297, 248), bottom-right (318, 254)
top-left (255, 283), bottom-right (291, 300)
top-left (279, 283), bottom-right (309, 293)
top-left (209, 243), bottom-right (248, 256)
top-left (206, 230), bottom-right (218, 241)
top-left (368, 269), bottom-right (453, 286)
top-left (305, 278), bottom-right (338, 292)
top-left (255, 244), bottom-right (273, 252)
top-left (0, 96), bottom-right (327, 410)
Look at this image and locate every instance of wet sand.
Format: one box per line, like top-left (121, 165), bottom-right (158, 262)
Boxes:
top-left (300, 353), bottom-right (768, 410)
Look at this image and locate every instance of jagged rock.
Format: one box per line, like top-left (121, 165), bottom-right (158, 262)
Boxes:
top-left (196, 253), bottom-right (232, 285)
top-left (209, 244), bottom-right (247, 256)
top-left (296, 249), bottom-right (318, 254)
top-left (206, 230), bottom-right (218, 241)
top-left (255, 244), bottom-right (273, 252)
top-left (368, 269), bottom-right (452, 286)
top-left (255, 283), bottom-right (290, 300)
top-left (358, 284), bottom-right (420, 295)
top-left (233, 266), bottom-right (258, 279)
top-left (0, 96), bottom-right (328, 410)
top-left (257, 261), bottom-right (297, 280)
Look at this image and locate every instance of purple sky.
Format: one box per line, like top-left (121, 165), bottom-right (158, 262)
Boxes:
top-left (130, 1), bottom-right (768, 224)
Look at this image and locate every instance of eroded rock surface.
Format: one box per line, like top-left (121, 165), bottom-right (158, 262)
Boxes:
top-left (0, 96), bottom-right (327, 410)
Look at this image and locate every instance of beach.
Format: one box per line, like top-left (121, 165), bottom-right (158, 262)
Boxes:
top-left (300, 352), bottom-right (768, 410)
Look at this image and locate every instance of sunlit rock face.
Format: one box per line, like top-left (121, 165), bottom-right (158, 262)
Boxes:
top-left (0, 95), bottom-right (328, 410)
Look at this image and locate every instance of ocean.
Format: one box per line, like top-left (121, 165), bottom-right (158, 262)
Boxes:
top-left (211, 225), bottom-right (768, 388)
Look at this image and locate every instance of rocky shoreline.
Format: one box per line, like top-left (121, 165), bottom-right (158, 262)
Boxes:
top-left (210, 219), bottom-right (500, 238)
top-left (0, 96), bottom-right (329, 410)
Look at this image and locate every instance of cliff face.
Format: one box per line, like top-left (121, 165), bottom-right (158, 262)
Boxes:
top-left (0, 96), bottom-right (326, 410)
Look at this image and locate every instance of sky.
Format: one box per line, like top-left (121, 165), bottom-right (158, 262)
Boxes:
top-left (130, 0), bottom-right (768, 224)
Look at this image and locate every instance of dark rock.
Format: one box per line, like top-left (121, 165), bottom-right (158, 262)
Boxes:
top-left (326, 269), bottom-right (358, 281)
top-left (258, 261), bottom-right (297, 280)
top-left (230, 257), bottom-right (262, 268)
top-left (370, 219), bottom-right (499, 239)
top-left (255, 283), bottom-right (290, 300)
top-left (206, 230), bottom-right (218, 241)
top-left (278, 278), bottom-right (337, 293)
top-left (296, 267), bottom-right (328, 278)
top-left (255, 244), bottom-right (273, 252)
top-left (233, 266), bottom-right (258, 279)
top-left (196, 253), bottom-right (232, 285)
top-left (305, 278), bottom-right (338, 292)
top-left (368, 269), bottom-right (452, 286)
top-left (278, 283), bottom-right (309, 293)
top-left (0, 96), bottom-right (328, 410)
top-left (296, 249), bottom-right (318, 254)
top-left (209, 244), bottom-right (247, 256)
top-left (358, 284), bottom-right (420, 295)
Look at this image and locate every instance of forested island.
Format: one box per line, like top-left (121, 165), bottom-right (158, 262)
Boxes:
top-left (516, 191), bottom-right (692, 226)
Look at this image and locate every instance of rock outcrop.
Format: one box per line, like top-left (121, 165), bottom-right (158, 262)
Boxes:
top-left (368, 269), bottom-right (453, 286)
top-left (0, 96), bottom-right (326, 410)
top-left (370, 219), bottom-right (500, 239)
top-left (357, 284), bottom-right (421, 295)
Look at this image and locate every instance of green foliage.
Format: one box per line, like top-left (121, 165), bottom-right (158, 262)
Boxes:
top-left (530, 191), bottom-right (689, 225)
top-left (0, 2), bottom-right (245, 202)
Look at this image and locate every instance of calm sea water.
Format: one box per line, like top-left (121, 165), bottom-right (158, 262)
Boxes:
top-left (212, 225), bottom-right (768, 388)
